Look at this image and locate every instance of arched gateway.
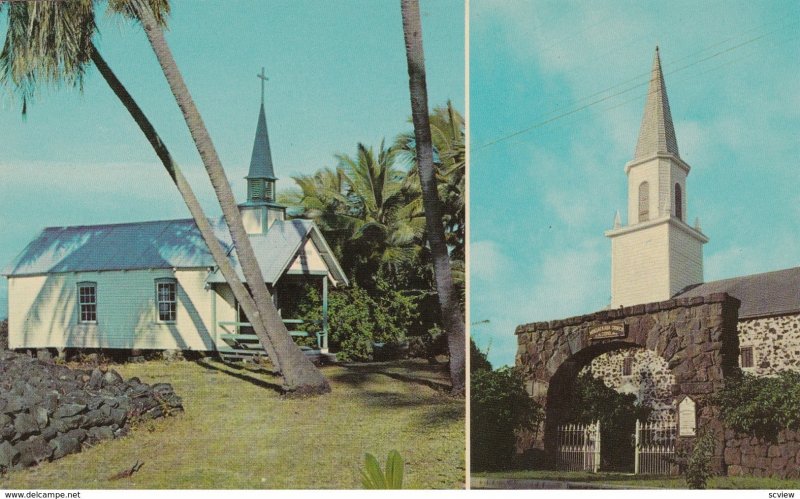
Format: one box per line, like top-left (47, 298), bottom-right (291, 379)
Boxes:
top-left (515, 293), bottom-right (741, 470)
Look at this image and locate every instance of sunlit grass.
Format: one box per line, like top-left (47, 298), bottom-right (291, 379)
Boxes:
top-left (1, 359), bottom-right (465, 489)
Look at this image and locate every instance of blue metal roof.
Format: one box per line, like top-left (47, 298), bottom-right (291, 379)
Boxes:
top-left (3, 218), bottom-right (347, 286)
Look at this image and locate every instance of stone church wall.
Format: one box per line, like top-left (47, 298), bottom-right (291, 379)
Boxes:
top-left (737, 313), bottom-right (800, 375)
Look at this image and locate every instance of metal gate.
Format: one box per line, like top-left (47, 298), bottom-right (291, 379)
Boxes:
top-left (635, 419), bottom-right (677, 475)
top-left (556, 421), bottom-right (601, 472)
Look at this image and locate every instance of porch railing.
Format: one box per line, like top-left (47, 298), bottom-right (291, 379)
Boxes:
top-left (217, 319), bottom-right (328, 351)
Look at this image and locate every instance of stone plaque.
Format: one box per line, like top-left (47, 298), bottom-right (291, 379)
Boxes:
top-left (679, 396), bottom-right (697, 437)
top-left (588, 323), bottom-right (627, 341)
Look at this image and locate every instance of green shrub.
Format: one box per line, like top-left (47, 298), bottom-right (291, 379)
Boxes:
top-left (684, 430), bottom-right (715, 489)
top-left (360, 450), bottom-right (404, 489)
top-left (293, 277), bottom-right (419, 362)
top-left (471, 366), bottom-right (543, 471)
top-left (713, 371), bottom-right (800, 440)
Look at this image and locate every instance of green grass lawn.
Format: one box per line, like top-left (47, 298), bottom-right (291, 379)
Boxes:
top-left (473, 470), bottom-right (800, 489)
top-left (0, 358), bottom-right (465, 489)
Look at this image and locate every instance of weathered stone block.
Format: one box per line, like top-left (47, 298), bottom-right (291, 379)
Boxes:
top-left (53, 403), bottom-right (87, 419)
top-left (13, 413), bottom-right (39, 439)
top-left (724, 446), bottom-right (741, 465)
top-left (49, 434), bottom-right (81, 460)
top-left (15, 435), bottom-right (53, 468)
top-left (0, 440), bottom-right (19, 468)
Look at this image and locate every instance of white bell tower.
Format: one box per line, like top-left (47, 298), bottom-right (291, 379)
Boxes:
top-left (605, 48), bottom-right (708, 308)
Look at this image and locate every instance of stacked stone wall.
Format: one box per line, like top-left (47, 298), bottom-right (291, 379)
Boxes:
top-left (0, 351), bottom-right (183, 470)
top-left (723, 429), bottom-right (800, 479)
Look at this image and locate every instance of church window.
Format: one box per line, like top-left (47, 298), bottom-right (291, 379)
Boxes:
top-left (156, 278), bottom-right (177, 322)
top-left (77, 282), bottom-right (97, 323)
top-left (740, 346), bottom-right (754, 368)
top-left (675, 184), bottom-right (683, 220)
top-left (265, 181), bottom-right (274, 201)
top-left (622, 356), bottom-right (633, 376)
top-left (638, 182), bottom-right (649, 222)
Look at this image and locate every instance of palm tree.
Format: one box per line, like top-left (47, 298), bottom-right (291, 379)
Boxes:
top-left (282, 142), bottom-right (426, 287)
top-left (400, 0), bottom-right (465, 394)
top-left (127, 0), bottom-right (330, 393)
top-left (1, 0), bottom-right (329, 393)
top-left (397, 101), bottom-right (466, 264)
top-left (337, 141), bottom-right (426, 271)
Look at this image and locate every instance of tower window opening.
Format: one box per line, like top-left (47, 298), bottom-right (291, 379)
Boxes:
top-left (638, 181), bottom-right (649, 222)
top-left (675, 183), bottom-right (682, 220)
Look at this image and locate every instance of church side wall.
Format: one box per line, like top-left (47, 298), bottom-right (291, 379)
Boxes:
top-left (7, 269), bottom-right (215, 351)
top-left (668, 223), bottom-right (704, 297)
top-left (737, 313), bottom-right (800, 375)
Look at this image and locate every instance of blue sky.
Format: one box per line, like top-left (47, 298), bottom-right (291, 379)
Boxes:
top-left (470, 0), bottom-right (800, 367)
top-left (0, 0), bottom-right (464, 319)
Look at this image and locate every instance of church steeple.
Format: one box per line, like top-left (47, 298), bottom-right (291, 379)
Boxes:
top-left (634, 47), bottom-right (679, 161)
top-left (239, 67), bottom-right (286, 235)
top-left (605, 48), bottom-right (708, 308)
top-left (246, 67), bottom-right (278, 203)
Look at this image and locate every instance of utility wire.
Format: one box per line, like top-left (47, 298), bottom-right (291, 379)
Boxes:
top-left (476, 20), bottom-right (798, 152)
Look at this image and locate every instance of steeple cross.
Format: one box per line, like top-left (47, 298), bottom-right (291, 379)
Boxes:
top-left (257, 67), bottom-right (269, 104)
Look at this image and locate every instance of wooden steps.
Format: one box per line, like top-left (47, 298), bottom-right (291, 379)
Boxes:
top-left (217, 333), bottom-right (335, 364)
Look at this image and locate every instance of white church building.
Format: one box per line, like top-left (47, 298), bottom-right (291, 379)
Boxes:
top-left (2, 91), bottom-right (347, 360)
top-left (585, 48), bottom-right (800, 417)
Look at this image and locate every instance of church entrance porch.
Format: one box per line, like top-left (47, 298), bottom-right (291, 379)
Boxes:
top-left (515, 293), bottom-right (742, 473)
top-left (211, 274), bottom-right (332, 363)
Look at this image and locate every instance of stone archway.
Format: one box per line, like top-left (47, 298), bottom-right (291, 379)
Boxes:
top-left (515, 293), bottom-right (741, 469)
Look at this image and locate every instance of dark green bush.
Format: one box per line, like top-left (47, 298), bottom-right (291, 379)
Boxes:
top-left (470, 339), bottom-right (492, 373)
top-left (471, 365), bottom-right (543, 471)
top-left (713, 371), bottom-right (800, 440)
top-left (562, 372), bottom-right (651, 470)
top-left (293, 276), bottom-right (419, 362)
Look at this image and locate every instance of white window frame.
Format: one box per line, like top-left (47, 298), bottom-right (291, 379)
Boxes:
top-left (77, 281), bottom-right (98, 324)
top-left (155, 278), bottom-right (178, 323)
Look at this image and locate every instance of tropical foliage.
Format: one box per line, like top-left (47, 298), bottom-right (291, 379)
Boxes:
top-left (713, 371), bottom-right (800, 440)
top-left (279, 104), bottom-right (465, 362)
top-left (360, 450), bottom-right (405, 489)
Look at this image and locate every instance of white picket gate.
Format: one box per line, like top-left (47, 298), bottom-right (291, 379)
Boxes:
top-left (556, 421), bottom-right (601, 472)
top-left (635, 419), bottom-right (677, 475)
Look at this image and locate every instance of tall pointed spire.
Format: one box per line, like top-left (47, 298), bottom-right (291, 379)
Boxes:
top-left (633, 47), bottom-right (679, 161)
top-left (247, 102), bottom-right (277, 181)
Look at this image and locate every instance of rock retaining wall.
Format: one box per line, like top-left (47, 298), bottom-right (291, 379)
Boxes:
top-left (0, 350), bottom-right (182, 470)
top-left (723, 429), bottom-right (800, 479)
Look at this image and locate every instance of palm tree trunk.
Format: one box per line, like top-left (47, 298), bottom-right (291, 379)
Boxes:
top-left (400, 0), bottom-right (466, 395)
top-left (89, 45), bottom-right (284, 373)
top-left (130, 0), bottom-right (329, 393)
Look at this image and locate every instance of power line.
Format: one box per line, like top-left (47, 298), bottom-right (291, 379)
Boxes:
top-left (475, 20), bottom-right (798, 152)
